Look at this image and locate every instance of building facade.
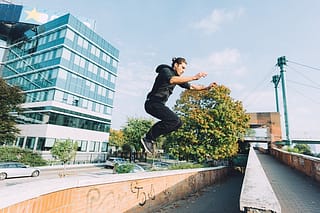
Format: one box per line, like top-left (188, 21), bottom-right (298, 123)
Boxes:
top-left (0, 4), bottom-right (119, 162)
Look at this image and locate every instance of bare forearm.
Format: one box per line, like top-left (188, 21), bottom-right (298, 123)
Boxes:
top-left (170, 72), bottom-right (208, 84)
top-left (190, 84), bottom-right (210, 91)
top-left (191, 82), bottom-right (217, 91)
top-left (170, 76), bottom-right (196, 84)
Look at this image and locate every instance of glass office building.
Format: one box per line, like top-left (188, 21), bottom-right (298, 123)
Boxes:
top-left (0, 7), bottom-right (119, 162)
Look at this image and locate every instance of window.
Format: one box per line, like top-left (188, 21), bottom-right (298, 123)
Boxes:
top-left (78, 140), bottom-right (88, 152)
top-left (48, 32), bottom-right (58, 42)
top-left (95, 48), bottom-right (100, 58)
top-left (62, 48), bottom-right (71, 60)
top-left (105, 106), bottom-right (112, 115)
top-left (88, 101), bottom-right (93, 111)
top-left (79, 57), bottom-right (86, 68)
top-left (83, 99), bottom-right (88, 108)
top-left (86, 80), bottom-right (95, 92)
top-left (94, 142), bottom-right (100, 152)
top-left (109, 74), bottom-right (116, 83)
top-left (88, 62), bottom-right (93, 72)
top-left (101, 142), bottom-right (108, 152)
top-left (44, 138), bottom-right (55, 151)
top-left (77, 36), bottom-right (83, 47)
top-left (97, 86), bottom-right (102, 96)
top-left (74, 54), bottom-right (80, 66)
top-left (58, 68), bottom-right (67, 80)
top-left (16, 137), bottom-right (24, 147)
top-left (88, 141), bottom-right (95, 152)
top-left (38, 36), bottom-right (46, 45)
top-left (92, 64), bottom-right (98, 74)
top-left (36, 137), bottom-right (46, 151)
top-left (101, 87), bottom-right (106, 97)
top-left (55, 48), bottom-right (62, 58)
top-left (59, 28), bottom-right (66, 38)
top-left (54, 90), bottom-right (64, 102)
top-left (91, 45), bottom-right (96, 55)
top-left (108, 91), bottom-right (114, 99)
top-left (83, 39), bottom-right (88, 49)
top-left (105, 54), bottom-right (111, 63)
top-left (66, 29), bottom-right (75, 41)
top-left (25, 137), bottom-right (36, 150)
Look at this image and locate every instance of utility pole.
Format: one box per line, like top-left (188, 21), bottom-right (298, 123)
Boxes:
top-left (272, 75), bottom-right (281, 112)
top-left (277, 56), bottom-right (291, 145)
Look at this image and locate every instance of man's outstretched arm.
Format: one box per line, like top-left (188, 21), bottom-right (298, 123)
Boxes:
top-left (170, 72), bottom-right (208, 84)
top-left (190, 82), bottom-right (217, 91)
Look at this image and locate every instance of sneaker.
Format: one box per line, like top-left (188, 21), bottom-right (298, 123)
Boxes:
top-left (140, 137), bottom-right (154, 154)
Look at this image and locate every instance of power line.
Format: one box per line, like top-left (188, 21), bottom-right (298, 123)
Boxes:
top-left (241, 65), bottom-right (278, 107)
top-left (287, 79), bottom-right (320, 90)
top-left (287, 65), bottom-right (320, 89)
top-left (287, 60), bottom-right (320, 72)
top-left (286, 81), bottom-right (320, 105)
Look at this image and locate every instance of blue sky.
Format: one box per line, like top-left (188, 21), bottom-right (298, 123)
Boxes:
top-left (16, 0), bottom-right (320, 139)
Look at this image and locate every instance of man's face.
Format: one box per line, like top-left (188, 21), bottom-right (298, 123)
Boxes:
top-left (174, 62), bottom-right (187, 76)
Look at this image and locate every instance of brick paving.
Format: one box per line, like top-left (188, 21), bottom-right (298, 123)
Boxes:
top-left (256, 151), bottom-right (320, 213)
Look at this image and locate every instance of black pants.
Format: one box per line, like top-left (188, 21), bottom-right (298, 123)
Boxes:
top-left (145, 100), bottom-right (182, 141)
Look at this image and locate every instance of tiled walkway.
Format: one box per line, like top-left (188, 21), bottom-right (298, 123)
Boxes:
top-left (257, 151), bottom-right (320, 213)
top-left (157, 151), bottom-right (320, 213)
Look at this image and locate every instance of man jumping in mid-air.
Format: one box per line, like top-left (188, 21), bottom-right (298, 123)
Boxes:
top-left (141, 57), bottom-right (216, 153)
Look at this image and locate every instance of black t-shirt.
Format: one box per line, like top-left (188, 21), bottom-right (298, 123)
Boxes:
top-left (146, 64), bottom-right (190, 103)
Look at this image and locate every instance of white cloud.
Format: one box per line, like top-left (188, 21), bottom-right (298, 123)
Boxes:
top-left (193, 8), bottom-right (244, 33)
top-left (115, 62), bottom-right (154, 97)
top-left (190, 48), bottom-right (245, 75)
top-left (111, 61), bottom-right (156, 129)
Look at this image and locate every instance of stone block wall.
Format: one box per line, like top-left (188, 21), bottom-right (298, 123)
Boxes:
top-left (271, 148), bottom-right (320, 182)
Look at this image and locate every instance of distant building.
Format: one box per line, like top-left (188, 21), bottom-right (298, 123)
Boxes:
top-left (0, 3), bottom-right (119, 162)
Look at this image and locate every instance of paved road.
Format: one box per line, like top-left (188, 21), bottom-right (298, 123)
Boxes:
top-left (256, 151), bottom-right (320, 213)
top-left (155, 170), bottom-right (244, 213)
top-left (0, 166), bottom-right (111, 187)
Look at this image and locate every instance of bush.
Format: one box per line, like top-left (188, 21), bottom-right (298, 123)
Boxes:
top-left (115, 163), bottom-right (135, 174)
top-left (168, 162), bottom-right (204, 170)
top-left (0, 146), bottom-right (47, 166)
top-left (286, 144), bottom-right (313, 156)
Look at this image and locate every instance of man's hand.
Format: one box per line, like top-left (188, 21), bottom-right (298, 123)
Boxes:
top-left (193, 72), bottom-right (208, 80)
top-left (208, 82), bottom-right (217, 89)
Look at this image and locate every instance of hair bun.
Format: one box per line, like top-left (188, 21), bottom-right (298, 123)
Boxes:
top-left (172, 57), bottom-right (177, 62)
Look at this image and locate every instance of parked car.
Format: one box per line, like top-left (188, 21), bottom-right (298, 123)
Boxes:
top-left (131, 164), bottom-right (145, 173)
top-left (105, 157), bottom-right (127, 169)
top-left (152, 162), bottom-right (170, 170)
top-left (0, 162), bottom-right (40, 180)
top-left (116, 163), bottom-right (146, 173)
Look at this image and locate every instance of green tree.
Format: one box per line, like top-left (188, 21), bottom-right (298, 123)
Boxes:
top-left (50, 139), bottom-right (78, 176)
top-left (288, 144), bottom-right (312, 156)
top-left (122, 117), bottom-right (153, 152)
top-left (0, 146), bottom-right (47, 166)
top-left (166, 84), bottom-right (250, 163)
top-left (0, 78), bottom-right (24, 145)
top-left (109, 129), bottom-right (125, 151)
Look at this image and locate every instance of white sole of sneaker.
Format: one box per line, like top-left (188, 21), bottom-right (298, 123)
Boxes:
top-left (140, 138), bottom-right (152, 154)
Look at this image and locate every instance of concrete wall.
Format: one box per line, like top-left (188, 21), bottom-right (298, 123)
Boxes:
top-left (240, 147), bottom-right (281, 213)
top-left (270, 148), bottom-right (320, 182)
top-left (0, 167), bottom-right (229, 213)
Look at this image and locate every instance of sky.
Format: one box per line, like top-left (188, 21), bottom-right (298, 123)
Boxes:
top-left (13, 0), bottom-right (320, 139)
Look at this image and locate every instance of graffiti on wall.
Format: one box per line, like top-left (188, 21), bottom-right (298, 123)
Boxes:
top-left (130, 181), bottom-right (156, 206)
top-left (86, 188), bottom-right (115, 213)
